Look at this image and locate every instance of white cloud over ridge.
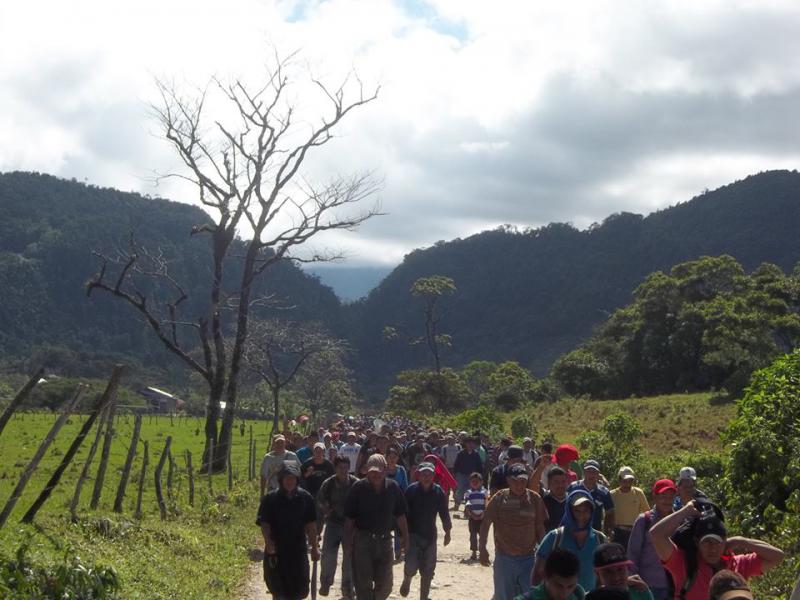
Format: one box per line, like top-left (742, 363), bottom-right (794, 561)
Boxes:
top-left (1, 0), bottom-right (799, 266)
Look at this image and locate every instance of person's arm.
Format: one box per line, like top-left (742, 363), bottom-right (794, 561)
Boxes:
top-left (533, 492), bottom-right (546, 543)
top-left (725, 536), bottom-right (784, 571)
top-left (626, 515), bottom-right (645, 573)
top-left (261, 522), bottom-right (276, 555)
top-left (439, 488), bottom-right (452, 545)
top-left (604, 507), bottom-right (616, 536)
top-left (479, 493), bottom-right (499, 565)
top-left (305, 521), bottom-right (320, 561)
top-left (650, 502), bottom-right (701, 561)
top-left (531, 532), bottom-right (554, 585)
top-left (344, 518), bottom-right (355, 553)
top-left (396, 514), bottom-right (410, 553)
top-left (528, 456), bottom-right (548, 493)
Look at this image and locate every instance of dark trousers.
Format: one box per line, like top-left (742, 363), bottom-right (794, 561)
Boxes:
top-left (404, 533), bottom-right (437, 579)
top-left (468, 517), bottom-right (481, 551)
top-left (352, 530), bottom-right (393, 600)
top-left (612, 526), bottom-right (632, 550)
top-left (320, 521), bottom-right (353, 597)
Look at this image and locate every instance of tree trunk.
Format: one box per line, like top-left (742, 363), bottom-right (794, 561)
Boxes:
top-left (270, 387), bottom-right (281, 449)
top-left (203, 382), bottom-right (223, 472)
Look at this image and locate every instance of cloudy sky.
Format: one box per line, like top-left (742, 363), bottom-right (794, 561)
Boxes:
top-left (2, 0), bottom-right (800, 267)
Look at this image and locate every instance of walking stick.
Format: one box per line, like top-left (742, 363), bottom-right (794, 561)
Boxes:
top-left (311, 557), bottom-right (318, 600)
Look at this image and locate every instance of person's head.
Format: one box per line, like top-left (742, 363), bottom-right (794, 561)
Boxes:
top-left (366, 453), bottom-right (387, 488)
top-left (277, 462), bottom-right (300, 493)
top-left (346, 431), bottom-right (356, 443)
top-left (652, 479), bottom-right (677, 514)
top-left (693, 513), bottom-right (728, 567)
top-left (582, 460), bottom-right (601, 487)
top-left (313, 442), bottom-right (326, 460)
top-left (272, 434), bottom-right (286, 453)
top-left (376, 434), bottom-right (389, 453)
top-left (677, 466), bottom-right (697, 499)
top-left (523, 437), bottom-right (533, 450)
top-left (506, 445), bottom-right (524, 466)
top-left (469, 472), bottom-right (483, 490)
top-left (541, 442), bottom-right (553, 454)
top-left (334, 456), bottom-right (351, 478)
top-left (542, 548), bottom-right (581, 600)
top-left (500, 437), bottom-right (513, 450)
top-left (547, 467), bottom-right (568, 498)
top-left (593, 543), bottom-right (634, 589)
top-left (386, 446), bottom-right (400, 466)
top-left (564, 490), bottom-right (595, 530)
top-left (708, 570), bottom-right (754, 600)
top-left (417, 462), bottom-right (435, 488)
top-left (307, 432), bottom-right (319, 446)
top-left (507, 464), bottom-right (529, 496)
top-left (617, 466), bottom-right (635, 492)
top-left (466, 436), bottom-right (477, 450)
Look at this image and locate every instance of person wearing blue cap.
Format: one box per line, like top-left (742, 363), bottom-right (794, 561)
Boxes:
top-left (533, 489), bottom-right (609, 592)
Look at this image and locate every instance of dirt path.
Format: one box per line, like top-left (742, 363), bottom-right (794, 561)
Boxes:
top-left (241, 509), bottom-right (496, 599)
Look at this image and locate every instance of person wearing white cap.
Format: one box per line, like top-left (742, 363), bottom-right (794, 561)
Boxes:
top-left (609, 467), bottom-right (649, 549)
top-left (261, 434), bottom-right (301, 496)
top-left (649, 500), bottom-right (783, 600)
top-left (673, 466), bottom-right (708, 510)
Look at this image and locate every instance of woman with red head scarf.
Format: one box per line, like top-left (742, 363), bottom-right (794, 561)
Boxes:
top-left (553, 444), bottom-right (580, 484)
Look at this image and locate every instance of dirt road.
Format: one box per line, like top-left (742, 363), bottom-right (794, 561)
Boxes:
top-left (242, 509), bottom-right (496, 600)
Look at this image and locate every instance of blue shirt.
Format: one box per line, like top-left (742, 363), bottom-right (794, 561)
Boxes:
top-left (296, 445), bottom-right (312, 463)
top-left (536, 527), bottom-right (605, 591)
top-left (567, 481), bottom-right (614, 530)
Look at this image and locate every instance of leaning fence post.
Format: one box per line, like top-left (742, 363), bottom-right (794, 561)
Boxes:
top-left (227, 447), bottom-right (233, 491)
top-left (70, 403), bottom-right (110, 521)
top-left (154, 436), bottom-right (172, 521)
top-left (166, 447), bottom-right (175, 503)
top-left (90, 385), bottom-right (120, 509)
top-left (113, 414), bottom-right (142, 513)
top-left (134, 440), bottom-right (149, 520)
top-left (0, 367), bottom-right (44, 440)
top-left (207, 437), bottom-right (214, 495)
top-left (0, 384), bottom-right (84, 529)
top-left (185, 450), bottom-right (195, 507)
top-left (21, 365), bottom-right (124, 524)
top-left (248, 425), bottom-right (254, 480)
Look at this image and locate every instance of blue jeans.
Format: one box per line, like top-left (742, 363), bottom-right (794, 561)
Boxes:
top-left (493, 552), bottom-right (534, 600)
top-left (455, 473), bottom-right (470, 506)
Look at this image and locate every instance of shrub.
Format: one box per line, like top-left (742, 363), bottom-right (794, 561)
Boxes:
top-left (510, 415), bottom-right (537, 443)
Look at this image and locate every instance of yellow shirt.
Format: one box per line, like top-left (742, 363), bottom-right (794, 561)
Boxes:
top-left (610, 486), bottom-right (650, 527)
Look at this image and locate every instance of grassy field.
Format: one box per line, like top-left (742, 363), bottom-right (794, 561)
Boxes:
top-left (0, 409), bottom-right (275, 599)
top-left (508, 392), bottom-right (737, 455)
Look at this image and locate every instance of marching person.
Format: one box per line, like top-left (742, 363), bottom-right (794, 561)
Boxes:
top-left (568, 460), bottom-right (615, 537)
top-left (344, 453), bottom-right (409, 600)
top-left (399, 461), bottom-right (452, 600)
top-left (318, 456), bottom-right (359, 599)
top-left (260, 434), bottom-right (301, 496)
top-left (608, 467), bottom-right (649, 548)
top-left (585, 542), bottom-right (653, 600)
top-left (480, 463), bottom-right (547, 600)
top-left (256, 462), bottom-right (319, 600)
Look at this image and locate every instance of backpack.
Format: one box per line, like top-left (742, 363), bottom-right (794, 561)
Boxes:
top-left (667, 501), bottom-right (726, 599)
top-left (552, 525), bottom-right (607, 551)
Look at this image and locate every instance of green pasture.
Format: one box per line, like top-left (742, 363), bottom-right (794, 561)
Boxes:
top-left (0, 411), bottom-right (274, 599)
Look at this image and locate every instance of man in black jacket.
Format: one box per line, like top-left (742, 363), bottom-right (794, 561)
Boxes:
top-left (453, 437), bottom-right (483, 511)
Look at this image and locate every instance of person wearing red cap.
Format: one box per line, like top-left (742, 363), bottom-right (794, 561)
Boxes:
top-left (627, 479), bottom-right (677, 600)
top-left (586, 542), bottom-right (653, 600)
top-left (649, 500), bottom-right (784, 600)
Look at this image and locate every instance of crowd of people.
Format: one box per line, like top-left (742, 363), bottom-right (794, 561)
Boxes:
top-left (255, 417), bottom-right (788, 600)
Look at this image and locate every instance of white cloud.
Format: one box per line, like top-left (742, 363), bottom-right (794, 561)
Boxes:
top-left (2, 0), bottom-right (800, 267)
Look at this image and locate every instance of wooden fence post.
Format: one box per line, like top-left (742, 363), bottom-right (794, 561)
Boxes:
top-left (0, 367), bottom-right (44, 440)
top-left (154, 436), bottom-right (172, 521)
top-left (185, 450), bottom-right (195, 507)
top-left (248, 426), bottom-right (254, 480)
top-left (113, 414), bottom-right (142, 513)
top-left (90, 384), bottom-right (120, 509)
top-left (134, 440), bottom-right (149, 520)
top-left (0, 385), bottom-right (84, 529)
top-left (166, 448), bottom-right (175, 503)
top-left (70, 403), bottom-right (110, 521)
top-left (21, 365), bottom-right (124, 524)
top-left (207, 437), bottom-right (214, 495)
top-left (227, 448), bottom-right (233, 491)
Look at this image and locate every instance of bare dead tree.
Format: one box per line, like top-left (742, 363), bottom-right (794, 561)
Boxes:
top-left (86, 52), bottom-right (381, 470)
top-left (242, 318), bottom-right (346, 440)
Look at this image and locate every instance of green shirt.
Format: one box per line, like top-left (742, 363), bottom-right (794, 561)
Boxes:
top-left (585, 587), bottom-right (654, 600)
top-left (515, 582), bottom-right (586, 600)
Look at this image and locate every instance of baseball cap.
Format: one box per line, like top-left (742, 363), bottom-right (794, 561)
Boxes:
top-left (366, 454), bottom-right (387, 473)
top-left (506, 445), bottom-right (524, 460)
top-left (652, 479), bottom-right (678, 495)
top-left (572, 495), bottom-right (594, 508)
top-left (523, 437), bottom-right (532, 443)
top-left (593, 542), bottom-right (634, 570)
top-left (583, 459), bottom-right (601, 472)
top-left (508, 464), bottom-right (529, 480)
top-left (417, 461), bottom-right (435, 473)
top-left (695, 515), bottom-right (727, 543)
top-left (709, 571), bottom-right (754, 600)
top-left (617, 466), bottom-right (635, 480)
top-left (272, 434), bottom-right (286, 443)
top-left (313, 442), bottom-right (326, 450)
top-left (678, 466), bottom-right (697, 481)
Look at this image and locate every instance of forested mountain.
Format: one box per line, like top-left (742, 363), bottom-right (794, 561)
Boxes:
top-left (2, 170), bottom-right (799, 401)
top-left (347, 170), bottom-right (800, 399)
top-left (0, 172), bottom-right (343, 382)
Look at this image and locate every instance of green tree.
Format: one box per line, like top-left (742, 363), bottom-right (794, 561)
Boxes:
top-left (576, 412), bottom-right (643, 477)
top-left (459, 360), bottom-right (497, 405)
top-left (385, 367), bottom-right (469, 414)
top-left (488, 361), bottom-right (537, 410)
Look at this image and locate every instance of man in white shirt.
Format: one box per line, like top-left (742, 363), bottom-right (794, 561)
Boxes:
top-left (338, 431), bottom-right (362, 474)
top-left (260, 434), bottom-right (301, 495)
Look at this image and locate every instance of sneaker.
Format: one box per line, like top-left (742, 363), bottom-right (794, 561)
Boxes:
top-left (319, 584), bottom-right (330, 596)
top-left (399, 577), bottom-right (411, 597)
